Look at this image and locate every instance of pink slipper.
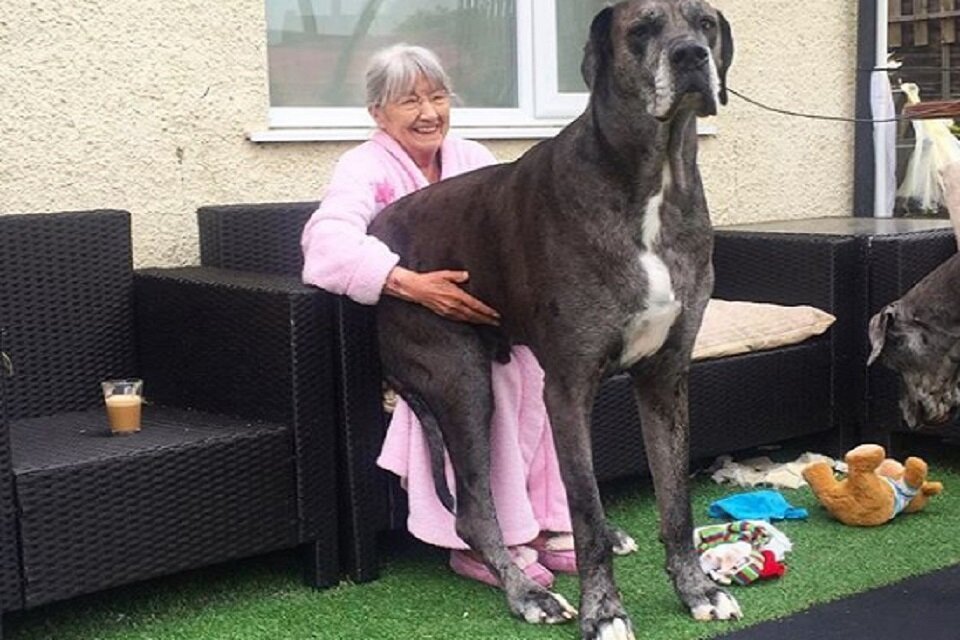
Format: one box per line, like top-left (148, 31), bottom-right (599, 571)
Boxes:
top-left (449, 546), bottom-right (554, 589)
top-left (530, 533), bottom-right (578, 575)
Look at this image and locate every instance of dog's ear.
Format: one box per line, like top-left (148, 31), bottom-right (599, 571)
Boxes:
top-left (581, 6), bottom-right (614, 90)
top-left (716, 10), bottom-right (734, 105)
top-left (868, 305), bottom-right (896, 366)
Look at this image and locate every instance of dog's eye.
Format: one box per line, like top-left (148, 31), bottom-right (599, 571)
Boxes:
top-left (628, 20), bottom-right (661, 50)
top-left (626, 26), bottom-right (650, 52)
top-left (700, 17), bottom-right (716, 32)
top-left (630, 24), bottom-right (652, 40)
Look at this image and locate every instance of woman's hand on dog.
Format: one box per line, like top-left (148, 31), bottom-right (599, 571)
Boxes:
top-left (385, 267), bottom-right (500, 326)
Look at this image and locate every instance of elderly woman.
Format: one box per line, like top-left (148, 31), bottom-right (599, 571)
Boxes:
top-left (301, 44), bottom-right (573, 588)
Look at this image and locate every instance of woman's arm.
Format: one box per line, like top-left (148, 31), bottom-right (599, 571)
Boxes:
top-left (302, 141), bottom-right (500, 324)
top-left (301, 153), bottom-right (401, 305)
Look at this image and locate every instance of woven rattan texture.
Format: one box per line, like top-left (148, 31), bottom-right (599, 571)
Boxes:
top-left (0, 211), bottom-right (339, 621)
top-left (134, 267), bottom-right (338, 550)
top-left (198, 202), bottom-right (316, 276)
top-left (333, 299), bottom-right (390, 582)
top-left (713, 231), bottom-right (859, 446)
top-left (196, 204), bottom-right (387, 581)
top-left (0, 210), bottom-right (137, 421)
top-left (0, 335), bottom-right (22, 611)
top-left (591, 341), bottom-right (832, 481)
top-left (867, 230), bottom-right (957, 314)
top-left (11, 408), bottom-right (297, 607)
top-left (136, 268), bottom-right (318, 422)
top-left (713, 232), bottom-right (853, 312)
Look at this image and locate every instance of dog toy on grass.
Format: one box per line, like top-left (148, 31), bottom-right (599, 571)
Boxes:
top-left (802, 443), bottom-right (943, 526)
top-left (694, 521), bottom-right (790, 585)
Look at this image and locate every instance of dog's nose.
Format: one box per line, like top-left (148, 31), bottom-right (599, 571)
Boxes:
top-left (671, 44), bottom-right (709, 71)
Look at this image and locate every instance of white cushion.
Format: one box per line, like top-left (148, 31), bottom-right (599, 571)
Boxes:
top-left (692, 299), bottom-right (836, 361)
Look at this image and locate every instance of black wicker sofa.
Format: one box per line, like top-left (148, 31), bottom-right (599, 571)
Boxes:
top-left (197, 201), bottom-right (857, 583)
top-left (0, 210), bottom-right (339, 636)
top-left (715, 217), bottom-right (960, 455)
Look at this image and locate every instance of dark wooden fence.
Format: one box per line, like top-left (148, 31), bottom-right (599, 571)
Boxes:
top-left (890, 0), bottom-right (960, 99)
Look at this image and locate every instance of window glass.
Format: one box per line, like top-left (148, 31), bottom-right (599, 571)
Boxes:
top-left (556, 1), bottom-right (608, 93)
top-left (266, 0), bottom-right (518, 108)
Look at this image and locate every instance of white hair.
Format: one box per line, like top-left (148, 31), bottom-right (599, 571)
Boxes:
top-left (365, 44), bottom-right (453, 108)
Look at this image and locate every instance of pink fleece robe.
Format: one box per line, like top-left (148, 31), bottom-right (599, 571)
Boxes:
top-left (301, 130), bottom-right (571, 549)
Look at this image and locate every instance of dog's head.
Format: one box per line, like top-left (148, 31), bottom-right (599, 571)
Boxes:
top-left (868, 301), bottom-right (960, 429)
top-left (582, 0), bottom-right (734, 121)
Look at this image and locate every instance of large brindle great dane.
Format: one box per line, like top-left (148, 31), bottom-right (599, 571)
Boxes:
top-left (869, 251), bottom-right (960, 430)
top-left (368, 1), bottom-right (737, 637)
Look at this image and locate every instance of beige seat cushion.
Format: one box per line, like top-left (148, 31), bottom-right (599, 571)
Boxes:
top-left (692, 299), bottom-right (836, 361)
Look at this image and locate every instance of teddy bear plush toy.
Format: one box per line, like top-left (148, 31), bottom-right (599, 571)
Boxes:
top-left (802, 443), bottom-right (943, 526)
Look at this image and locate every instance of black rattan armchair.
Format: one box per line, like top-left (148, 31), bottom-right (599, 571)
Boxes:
top-left (197, 202), bottom-right (856, 585)
top-left (0, 210), bottom-right (338, 636)
top-left (200, 202), bottom-right (388, 583)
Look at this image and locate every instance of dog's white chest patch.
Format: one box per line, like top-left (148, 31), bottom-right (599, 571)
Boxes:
top-left (620, 254), bottom-right (681, 367)
top-left (620, 168), bottom-right (680, 368)
top-left (641, 166), bottom-right (671, 248)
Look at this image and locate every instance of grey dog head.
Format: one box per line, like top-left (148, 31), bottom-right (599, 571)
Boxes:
top-left (581, 0), bottom-right (734, 121)
top-left (868, 301), bottom-right (960, 429)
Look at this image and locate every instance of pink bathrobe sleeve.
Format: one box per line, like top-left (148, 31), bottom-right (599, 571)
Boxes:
top-left (301, 130), bottom-right (497, 302)
top-left (302, 130), bottom-right (571, 550)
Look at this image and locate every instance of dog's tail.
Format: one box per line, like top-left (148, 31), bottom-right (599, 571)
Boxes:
top-left (401, 390), bottom-right (456, 514)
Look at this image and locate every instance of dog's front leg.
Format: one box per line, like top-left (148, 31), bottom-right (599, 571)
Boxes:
top-left (631, 363), bottom-right (741, 621)
top-left (543, 376), bottom-right (634, 640)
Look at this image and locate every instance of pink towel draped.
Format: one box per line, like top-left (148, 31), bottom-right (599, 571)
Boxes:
top-left (377, 345), bottom-right (571, 549)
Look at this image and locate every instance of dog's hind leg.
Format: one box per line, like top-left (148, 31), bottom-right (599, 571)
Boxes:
top-left (631, 361), bottom-right (741, 622)
top-left (377, 308), bottom-right (575, 625)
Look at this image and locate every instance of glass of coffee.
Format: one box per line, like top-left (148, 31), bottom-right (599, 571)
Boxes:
top-left (101, 379), bottom-right (143, 435)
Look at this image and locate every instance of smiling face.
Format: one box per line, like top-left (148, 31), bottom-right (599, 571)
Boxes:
top-left (370, 74), bottom-right (451, 170)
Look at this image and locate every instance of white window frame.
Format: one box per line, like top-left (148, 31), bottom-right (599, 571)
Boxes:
top-left (251, 0), bottom-right (717, 142)
top-left (531, 1), bottom-right (588, 119)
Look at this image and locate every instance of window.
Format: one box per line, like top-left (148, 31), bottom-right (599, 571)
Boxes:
top-left (885, 2), bottom-right (960, 215)
top-left (533, 2), bottom-right (605, 118)
top-left (263, 0), bottom-right (608, 139)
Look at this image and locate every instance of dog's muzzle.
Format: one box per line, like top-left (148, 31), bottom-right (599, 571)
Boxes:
top-left (670, 42), bottom-right (717, 116)
top-left (901, 376), bottom-right (960, 430)
top-left (672, 43), bottom-right (710, 73)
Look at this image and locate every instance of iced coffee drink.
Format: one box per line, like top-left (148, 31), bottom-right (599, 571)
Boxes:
top-left (101, 379), bottom-right (143, 435)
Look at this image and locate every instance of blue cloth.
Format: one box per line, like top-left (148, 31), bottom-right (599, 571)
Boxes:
top-left (707, 490), bottom-right (808, 521)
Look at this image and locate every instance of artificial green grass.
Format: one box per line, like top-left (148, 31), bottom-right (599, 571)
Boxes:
top-left (8, 447), bottom-right (960, 640)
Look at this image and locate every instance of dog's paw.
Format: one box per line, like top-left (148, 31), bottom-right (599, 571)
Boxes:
top-left (672, 553), bottom-right (742, 621)
top-left (512, 589), bottom-right (577, 625)
top-left (609, 527), bottom-right (638, 556)
top-left (689, 589), bottom-right (741, 621)
top-left (580, 587), bottom-right (633, 640)
top-left (591, 616), bottom-right (635, 640)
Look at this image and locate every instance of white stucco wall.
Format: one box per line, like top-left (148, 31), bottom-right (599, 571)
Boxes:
top-left (0, 0), bottom-right (858, 267)
top-left (703, 0), bottom-right (859, 227)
